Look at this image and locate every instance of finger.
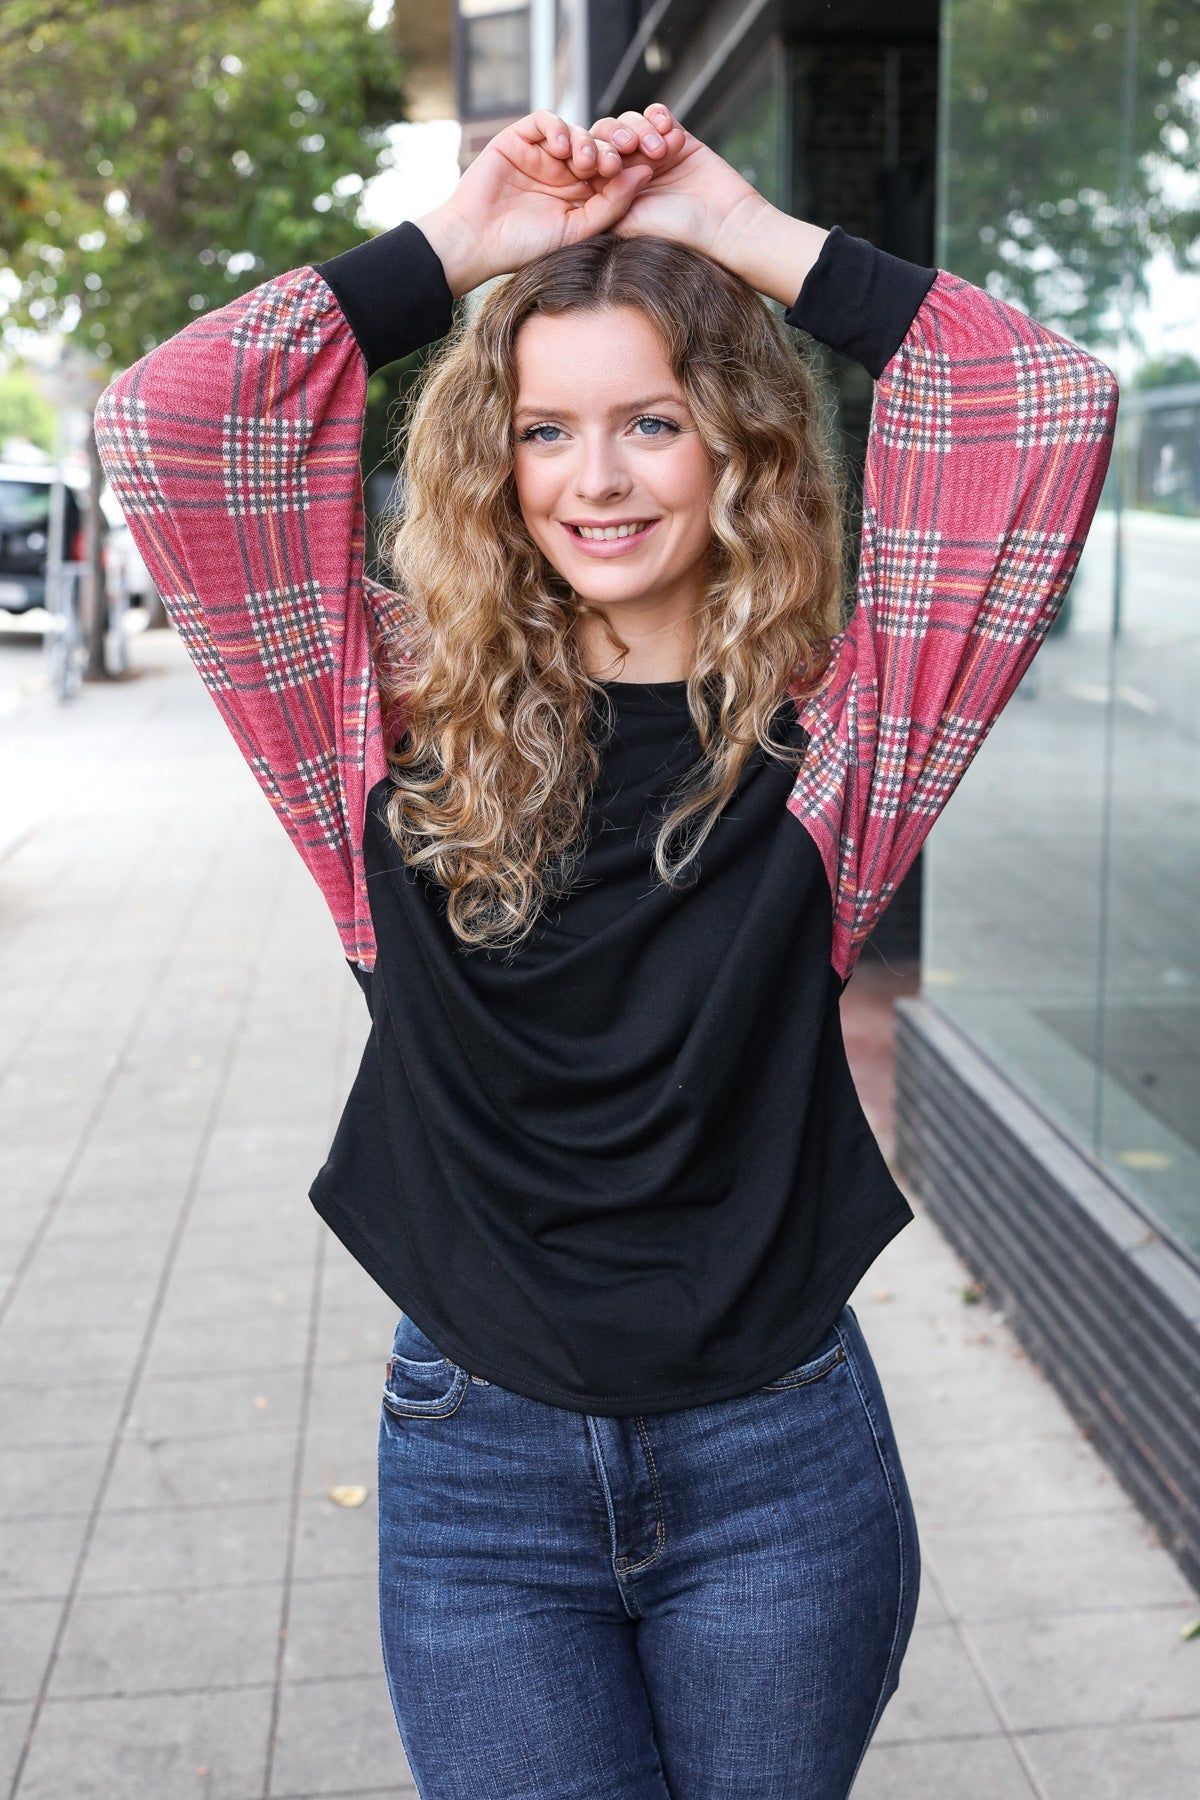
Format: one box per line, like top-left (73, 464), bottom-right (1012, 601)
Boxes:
top-left (617, 110), bottom-right (668, 156)
top-left (564, 122), bottom-right (616, 179)
top-left (589, 114), bottom-right (629, 151)
top-left (590, 133), bottom-right (625, 175)
top-left (645, 101), bottom-right (680, 137)
top-left (512, 109), bottom-right (573, 155)
top-left (572, 160), bottom-right (655, 237)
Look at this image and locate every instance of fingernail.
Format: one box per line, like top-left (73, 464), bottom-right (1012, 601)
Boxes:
top-left (643, 131), bottom-right (663, 149)
top-left (556, 132), bottom-right (569, 148)
top-left (580, 141), bottom-right (595, 157)
top-left (613, 127), bottom-right (635, 146)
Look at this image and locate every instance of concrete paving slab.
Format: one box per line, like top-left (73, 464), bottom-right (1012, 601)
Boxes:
top-left (14, 1685), bottom-right (271, 1800)
top-left (1013, 1719), bottom-right (1200, 1800)
top-left (0, 1375), bottom-right (127, 1449)
top-left (0, 1599), bottom-right (64, 1702)
top-left (0, 1440), bottom-right (111, 1521)
top-left (292, 1489), bottom-right (380, 1584)
top-left (79, 1501), bottom-right (293, 1596)
top-left (102, 1423), bottom-right (298, 1511)
top-left (301, 1424), bottom-right (378, 1508)
top-left (0, 1702), bottom-right (35, 1793)
top-left (853, 1731), bottom-right (1039, 1798)
top-left (858, 1331), bottom-right (1103, 1448)
top-left (127, 1367), bottom-right (306, 1442)
top-left (142, 1307), bottom-right (313, 1381)
top-left (964, 1603), bottom-right (1200, 1731)
top-left (281, 1574), bottom-right (383, 1684)
top-left (0, 1511), bottom-right (89, 1601)
top-left (871, 1620), bottom-right (1004, 1745)
top-left (269, 1676), bottom-right (415, 1798)
top-left (898, 1426), bottom-right (1139, 1523)
top-left (47, 1583), bottom-right (284, 1699)
top-left (922, 1501), bottom-right (1196, 1621)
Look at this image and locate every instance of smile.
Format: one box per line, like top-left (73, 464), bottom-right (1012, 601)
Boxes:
top-left (561, 519), bottom-right (660, 555)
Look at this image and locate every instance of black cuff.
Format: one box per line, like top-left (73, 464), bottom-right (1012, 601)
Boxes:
top-left (783, 226), bottom-right (937, 379)
top-left (315, 222), bottom-right (455, 375)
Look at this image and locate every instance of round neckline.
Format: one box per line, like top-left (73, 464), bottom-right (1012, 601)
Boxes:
top-left (595, 676), bottom-right (693, 716)
top-left (596, 677), bottom-right (689, 692)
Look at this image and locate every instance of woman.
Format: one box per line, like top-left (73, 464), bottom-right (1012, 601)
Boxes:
top-left (96, 103), bottom-right (1117, 1799)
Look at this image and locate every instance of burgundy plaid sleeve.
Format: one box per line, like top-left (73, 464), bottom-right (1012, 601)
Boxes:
top-left (95, 267), bottom-right (400, 969)
top-left (788, 269), bottom-right (1118, 982)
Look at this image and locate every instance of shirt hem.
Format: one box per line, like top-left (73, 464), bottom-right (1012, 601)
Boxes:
top-left (309, 1180), bottom-right (915, 1417)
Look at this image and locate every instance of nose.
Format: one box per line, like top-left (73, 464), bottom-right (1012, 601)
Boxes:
top-left (571, 431), bottom-right (634, 506)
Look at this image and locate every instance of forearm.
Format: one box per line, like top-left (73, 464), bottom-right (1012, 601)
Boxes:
top-left (710, 196), bottom-right (829, 310)
top-left (414, 206), bottom-right (493, 302)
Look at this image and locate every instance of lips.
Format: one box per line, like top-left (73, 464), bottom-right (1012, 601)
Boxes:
top-left (560, 518), bottom-right (660, 556)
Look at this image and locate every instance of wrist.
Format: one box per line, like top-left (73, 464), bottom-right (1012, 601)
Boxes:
top-left (414, 204), bottom-right (491, 300)
top-left (709, 195), bottom-right (828, 309)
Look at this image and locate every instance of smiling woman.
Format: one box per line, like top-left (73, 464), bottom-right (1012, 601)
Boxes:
top-left (94, 98), bottom-right (1117, 1800)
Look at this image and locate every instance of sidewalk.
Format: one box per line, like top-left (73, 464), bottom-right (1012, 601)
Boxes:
top-left (1, 628), bottom-right (1196, 1800)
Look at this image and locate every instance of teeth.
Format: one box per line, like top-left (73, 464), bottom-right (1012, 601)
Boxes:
top-left (575, 522), bottom-right (649, 540)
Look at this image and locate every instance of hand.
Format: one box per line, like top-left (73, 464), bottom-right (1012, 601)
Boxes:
top-left (586, 104), bottom-right (767, 262)
top-left (587, 103), bottom-right (829, 308)
top-left (415, 111), bottom-right (656, 298)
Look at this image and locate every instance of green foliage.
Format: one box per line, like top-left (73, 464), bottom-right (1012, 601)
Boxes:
top-left (0, 365), bottom-right (58, 454)
top-left (943, 0), bottom-right (1200, 342)
top-left (0, 0), bottom-right (406, 369)
top-left (1134, 350), bottom-right (1200, 386)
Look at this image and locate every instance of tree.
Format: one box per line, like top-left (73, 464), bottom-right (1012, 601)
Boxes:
top-left (0, 365), bottom-right (57, 455)
top-left (0, 0), bottom-right (408, 673)
top-left (942, 0), bottom-right (1200, 344)
top-left (1, 0), bottom-right (407, 367)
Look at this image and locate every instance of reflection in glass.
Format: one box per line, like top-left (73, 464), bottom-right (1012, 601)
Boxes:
top-left (930, 0), bottom-right (1200, 1255)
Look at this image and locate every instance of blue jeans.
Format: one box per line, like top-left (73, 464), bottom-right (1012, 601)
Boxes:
top-left (377, 1303), bottom-right (919, 1799)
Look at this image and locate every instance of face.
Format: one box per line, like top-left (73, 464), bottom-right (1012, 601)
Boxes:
top-left (512, 305), bottom-right (714, 675)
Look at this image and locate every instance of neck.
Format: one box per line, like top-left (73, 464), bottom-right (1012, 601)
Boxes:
top-left (578, 598), bottom-right (696, 684)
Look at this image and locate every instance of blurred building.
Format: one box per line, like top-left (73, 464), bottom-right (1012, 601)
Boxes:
top-left (436, 0), bottom-right (1200, 1591)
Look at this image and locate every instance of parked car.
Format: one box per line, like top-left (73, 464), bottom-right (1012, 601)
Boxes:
top-left (0, 458), bottom-right (89, 614)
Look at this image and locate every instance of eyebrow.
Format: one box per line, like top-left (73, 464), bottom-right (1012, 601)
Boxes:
top-left (512, 392), bottom-right (686, 422)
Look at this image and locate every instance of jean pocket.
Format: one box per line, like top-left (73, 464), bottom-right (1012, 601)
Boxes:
top-left (760, 1325), bottom-right (848, 1392)
top-left (382, 1313), bottom-right (469, 1419)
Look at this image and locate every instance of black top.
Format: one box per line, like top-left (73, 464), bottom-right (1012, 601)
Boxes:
top-left (308, 224), bottom-right (935, 1414)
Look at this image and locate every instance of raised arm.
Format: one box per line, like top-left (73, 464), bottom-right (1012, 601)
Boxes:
top-left (784, 233), bottom-right (1117, 980)
top-left (94, 229), bottom-right (453, 969)
top-left (94, 110), bottom-right (659, 970)
top-left (591, 104), bottom-right (1119, 981)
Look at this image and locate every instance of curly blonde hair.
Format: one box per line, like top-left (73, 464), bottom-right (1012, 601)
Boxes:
top-left (378, 232), bottom-right (844, 951)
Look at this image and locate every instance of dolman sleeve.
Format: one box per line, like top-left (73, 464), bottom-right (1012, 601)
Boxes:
top-left (783, 228), bottom-right (1119, 982)
top-left (94, 222), bottom-right (454, 971)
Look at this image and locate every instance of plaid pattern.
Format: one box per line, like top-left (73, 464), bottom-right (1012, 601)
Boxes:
top-left (93, 393), bottom-right (165, 517)
top-left (161, 592), bottom-right (233, 692)
top-left (244, 580), bottom-right (336, 691)
top-left (792, 271), bottom-right (1117, 976)
top-left (877, 346), bottom-right (953, 452)
top-left (222, 414), bottom-right (311, 516)
top-left (1013, 341), bottom-right (1116, 447)
top-left (95, 258), bottom-right (1117, 979)
top-left (95, 267), bottom-right (378, 964)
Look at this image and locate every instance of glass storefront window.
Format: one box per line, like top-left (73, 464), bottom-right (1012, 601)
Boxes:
top-left (706, 52), bottom-right (786, 213)
top-left (930, 0), bottom-right (1200, 1256)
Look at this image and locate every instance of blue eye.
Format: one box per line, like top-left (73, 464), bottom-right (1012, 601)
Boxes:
top-left (517, 423), bottom-right (563, 444)
top-left (633, 415), bottom-right (679, 437)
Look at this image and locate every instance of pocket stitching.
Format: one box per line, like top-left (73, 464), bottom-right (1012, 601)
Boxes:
top-left (382, 1358), bottom-right (469, 1419)
top-left (760, 1342), bottom-right (847, 1392)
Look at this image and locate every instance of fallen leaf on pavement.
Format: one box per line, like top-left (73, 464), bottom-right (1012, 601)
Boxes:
top-left (329, 1484), bottom-right (369, 1508)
